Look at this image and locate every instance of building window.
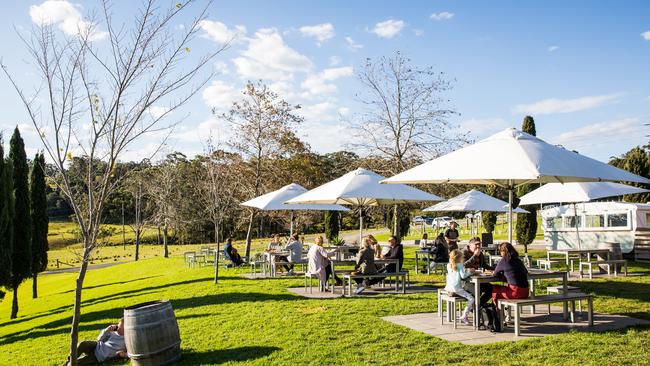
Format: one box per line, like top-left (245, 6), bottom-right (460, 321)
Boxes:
top-left (585, 215), bottom-right (605, 228)
top-left (607, 213), bottom-right (628, 228)
top-left (564, 215), bottom-right (582, 228)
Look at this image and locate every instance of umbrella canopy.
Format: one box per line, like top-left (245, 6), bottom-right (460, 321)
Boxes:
top-left (241, 183), bottom-right (350, 211)
top-left (287, 168), bottom-right (442, 206)
top-left (287, 168), bottom-right (442, 242)
top-left (383, 128), bottom-right (650, 187)
top-left (382, 128), bottom-right (650, 243)
top-left (424, 189), bottom-right (528, 213)
top-left (241, 183), bottom-right (349, 236)
top-left (519, 182), bottom-right (650, 205)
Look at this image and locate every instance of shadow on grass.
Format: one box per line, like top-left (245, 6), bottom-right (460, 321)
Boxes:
top-left (54, 275), bottom-right (163, 295)
top-left (0, 292), bottom-right (299, 346)
top-left (181, 346), bottom-right (281, 365)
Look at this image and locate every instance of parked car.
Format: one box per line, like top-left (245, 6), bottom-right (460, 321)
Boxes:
top-left (412, 216), bottom-right (433, 225)
top-left (431, 216), bottom-right (453, 229)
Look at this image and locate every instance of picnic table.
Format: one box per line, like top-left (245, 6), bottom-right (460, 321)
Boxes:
top-left (267, 250), bottom-right (291, 277)
top-left (330, 258), bottom-right (400, 293)
top-left (547, 248), bottom-right (611, 271)
top-left (468, 269), bottom-right (568, 330)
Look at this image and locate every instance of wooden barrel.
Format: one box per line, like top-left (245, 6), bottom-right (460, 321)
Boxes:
top-left (124, 300), bottom-right (181, 366)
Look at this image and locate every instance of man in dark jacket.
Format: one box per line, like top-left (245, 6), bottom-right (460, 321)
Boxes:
top-left (365, 236), bottom-right (403, 288)
top-left (463, 237), bottom-right (493, 305)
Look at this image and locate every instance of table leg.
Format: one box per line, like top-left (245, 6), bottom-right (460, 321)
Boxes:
top-left (474, 280), bottom-right (480, 330)
top-left (588, 297), bottom-right (593, 326)
top-left (570, 300), bottom-right (575, 323)
top-left (514, 307), bottom-right (520, 336)
top-left (415, 252), bottom-right (419, 272)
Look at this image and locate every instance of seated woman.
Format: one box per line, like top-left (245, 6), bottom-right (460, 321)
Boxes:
top-left (352, 237), bottom-right (378, 295)
top-left (223, 237), bottom-right (243, 267)
top-left (367, 234), bottom-right (382, 259)
top-left (419, 233), bottom-right (430, 248)
top-left (421, 233), bottom-right (449, 273)
top-left (307, 236), bottom-right (342, 288)
top-left (491, 242), bottom-right (529, 306)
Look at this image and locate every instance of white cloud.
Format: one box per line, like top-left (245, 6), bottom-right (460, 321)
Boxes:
top-left (198, 20), bottom-right (246, 44)
top-left (329, 56), bottom-right (342, 66)
top-left (458, 118), bottom-right (510, 138)
top-left (430, 12), bottom-right (454, 21)
top-left (146, 106), bottom-right (170, 119)
top-left (338, 107), bottom-right (350, 116)
top-left (233, 28), bottom-right (313, 81)
top-left (370, 19), bottom-right (405, 39)
top-left (29, 0), bottom-right (107, 40)
top-left (547, 45), bottom-right (559, 52)
top-left (413, 29), bottom-right (424, 36)
top-left (553, 118), bottom-right (643, 147)
top-left (299, 23), bottom-right (335, 45)
top-left (512, 94), bottom-right (621, 115)
top-left (213, 61), bottom-right (230, 75)
top-left (172, 116), bottom-right (232, 145)
top-left (641, 31), bottom-right (650, 41)
top-left (301, 66), bottom-right (354, 96)
top-left (345, 36), bottom-right (363, 50)
top-left (646, 96), bottom-right (650, 101)
top-left (297, 120), bottom-right (348, 153)
top-left (201, 80), bottom-right (242, 111)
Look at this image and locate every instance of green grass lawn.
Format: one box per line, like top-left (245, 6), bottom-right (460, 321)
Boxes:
top-left (1, 247), bottom-right (649, 365)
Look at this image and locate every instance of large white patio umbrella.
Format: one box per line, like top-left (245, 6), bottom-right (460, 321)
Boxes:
top-left (519, 182), bottom-right (650, 249)
top-left (424, 189), bottom-right (528, 236)
top-left (383, 128), bottom-right (650, 243)
top-left (241, 183), bottom-right (350, 236)
top-left (287, 168), bottom-right (443, 243)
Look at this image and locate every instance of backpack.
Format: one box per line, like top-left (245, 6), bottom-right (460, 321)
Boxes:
top-left (479, 303), bottom-right (502, 333)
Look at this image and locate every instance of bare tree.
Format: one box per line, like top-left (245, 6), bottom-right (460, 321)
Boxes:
top-left (218, 81), bottom-right (303, 258)
top-left (1, 1), bottom-right (226, 363)
top-left (195, 140), bottom-right (242, 283)
top-left (350, 51), bottom-right (461, 240)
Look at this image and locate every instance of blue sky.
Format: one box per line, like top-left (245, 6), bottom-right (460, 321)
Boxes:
top-left (0, 0), bottom-right (648, 163)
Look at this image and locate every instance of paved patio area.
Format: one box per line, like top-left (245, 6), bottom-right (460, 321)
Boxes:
top-left (382, 307), bottom-right (650, 344)
top-left (287, 285), bottom-right (437, 298)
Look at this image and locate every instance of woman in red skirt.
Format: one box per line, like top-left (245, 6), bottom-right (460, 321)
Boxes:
top-left (491, 242), bottom-right (529, 305)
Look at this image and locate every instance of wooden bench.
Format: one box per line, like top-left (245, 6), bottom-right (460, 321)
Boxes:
top-left (343, 272), bottom-right (406, 296)
top-left (438, 290), bottom-right (469, 329)
top-left (579, 260), bottom-right (628, 279)
top-left (536, 259), bottom-right (561, 271)
top-left (498, 293), bottom-right (593, 336)
top-left (546, 285), bottom-right (583, 313)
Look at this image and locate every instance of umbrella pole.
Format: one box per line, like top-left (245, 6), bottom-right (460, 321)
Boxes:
top-left (290, 211), bottom-right (294, 237)
top-left (573, 203), bottom-right (582, 250)
top-left (359, 207), bottom-right (364, 245)
top-left (508, 187), bottom-right (513, 244)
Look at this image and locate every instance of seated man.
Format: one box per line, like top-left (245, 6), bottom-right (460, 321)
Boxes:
top-left (223, 238), bottom-right (243, 266)
top-left (62, 319), bottom-right (127, 366)
top-left (283, 233), bottom-right (304, 275)
top-left (463, 237), bottom-right (494, 306)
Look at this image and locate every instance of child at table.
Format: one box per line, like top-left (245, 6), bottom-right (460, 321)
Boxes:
top-left (444, 249), bottom-right (475, 325)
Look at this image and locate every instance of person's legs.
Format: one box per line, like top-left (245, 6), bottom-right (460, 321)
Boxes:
top-left (77, 341), bottom-right (97, 356)
top-left (491, 284), bottom-right (512, 307)
top-left (76, 354), bottom-right (100, 366)
top-left (480, 283), bottom-right (493, 306)
top-left (455, 288), bottom-right (475, 319)
top-left (325, 263), bottom-right (342, 285)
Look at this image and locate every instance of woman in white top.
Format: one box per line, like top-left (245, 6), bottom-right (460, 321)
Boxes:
top-left (444, 249), bottom-right (475, 325)
top-left (307, 236), bottom-right (342, 286)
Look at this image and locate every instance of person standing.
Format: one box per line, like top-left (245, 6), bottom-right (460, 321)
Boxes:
top-left (445, 221), bottom-right (460, 251)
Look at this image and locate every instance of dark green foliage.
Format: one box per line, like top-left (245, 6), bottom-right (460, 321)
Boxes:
top-left (323, 211), bottom-right (340, 242)
top-left (622, 147), bottom-right (650, 203)
top-left (30, 153), bottom-right (49, 274)
top-left (0, 142), bottom-right (14, 288)
top-left (9, 128), bottom-right (32, 287)
top-left (522, 115), bottom-right (536, 136)
top-left (481, 185), bottom-right (498, 233)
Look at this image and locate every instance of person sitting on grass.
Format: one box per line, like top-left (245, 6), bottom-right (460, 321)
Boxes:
top-left (307, 235), bottom-right (343, 287)
top-left (445, 249), bottom-right (475, 325)
top-left (224, 237), bottom-right (243, 267)
top-left (62, 319), bottom-right (127, 366)
top-left (491, 242), bottom-right (529, 307)
top-left (352, 237), bottom-right (378, 295)
top-left (421, 232), bottom-right (449, 274)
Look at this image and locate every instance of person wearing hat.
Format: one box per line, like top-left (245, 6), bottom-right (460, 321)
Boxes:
top-left (444, 221), bottom-right (460, 251)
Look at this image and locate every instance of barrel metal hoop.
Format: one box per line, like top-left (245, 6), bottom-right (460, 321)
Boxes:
top-left (127, 340), bottom-right (181, 360)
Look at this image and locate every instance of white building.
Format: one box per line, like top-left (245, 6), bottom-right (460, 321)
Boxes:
top-left (541, 201), bottom-right (650, 261)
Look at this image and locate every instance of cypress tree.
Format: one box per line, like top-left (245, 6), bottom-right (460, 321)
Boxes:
top-left (516, 116), bottom-right (539, 253)
top-left (622, 147), bottom-right (650, 203)
top-left (8, 128), bottom-right (32, 319)
top-left (323, 210), bottom-right (340, 243)
top-left (0, 141), bottom-right (14, 297)
top-left (30, 153), bottom-right (49, 299)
